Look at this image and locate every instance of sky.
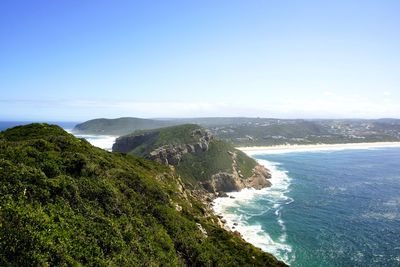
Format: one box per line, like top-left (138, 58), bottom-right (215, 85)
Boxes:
top-left (1, 0), bottom-right (400, 121)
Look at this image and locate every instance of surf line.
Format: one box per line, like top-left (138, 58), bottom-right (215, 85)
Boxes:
top-left (212, 158), bottom-right (295, 264)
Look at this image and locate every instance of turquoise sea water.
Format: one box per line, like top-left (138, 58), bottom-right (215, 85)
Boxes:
top-left (214, 148), bottom-right (400, 266)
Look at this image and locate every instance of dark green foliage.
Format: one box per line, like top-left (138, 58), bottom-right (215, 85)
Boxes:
top-left (177, 140), bottom-right (256, 186)
top-left (235, 150), bottom-right (257, 178)
top-left (3, 123), bottom-right (68, 141)
top-left (0, 124), bottom-right (286, 266)
top-left (116, 124), bottom-right (205, 157)
top-left (177, 140), bottom-right (233, 184)
top-left (114, 125), bottom-right (258, 188)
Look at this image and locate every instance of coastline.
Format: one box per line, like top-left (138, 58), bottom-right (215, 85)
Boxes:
top-left (213, 141), bottom-right (400, 264)
top-left (66, 130), bottom-right (118, 151)
top-left (236, 141), bottom-right (400, 155)
top-left (212, 159), bottom-right (294, 264)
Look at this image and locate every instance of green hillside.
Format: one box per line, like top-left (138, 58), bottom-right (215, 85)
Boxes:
top-left (73, 117), bottom-right (179, 135)
top-left (177, 140), bottom-right (257, 185)
top-left (114, 124), bottom-right (208, 156)
top-left (0, 124), bottom-right (285, 266)
top-left (113, 124), bottom-right (265, 191)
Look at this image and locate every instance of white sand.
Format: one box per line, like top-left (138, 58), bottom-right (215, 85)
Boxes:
top-left (237, 142), bottom-right (400, 155)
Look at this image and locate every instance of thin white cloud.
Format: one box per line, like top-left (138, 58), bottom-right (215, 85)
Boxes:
top-left (1, 97), bottom-right (399, 119)
top-left (67, 98), bottom-right (400, 119)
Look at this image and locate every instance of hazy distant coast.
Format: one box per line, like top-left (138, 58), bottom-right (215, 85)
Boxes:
top-left (237, 142), bottom-right (400, 155)
top-left (72, 117), bottom-right (400, 148)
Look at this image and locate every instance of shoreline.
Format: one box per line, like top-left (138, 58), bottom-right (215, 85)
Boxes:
top-left (236, 141), bottom-right (400, 155)
top-left (213, 141), bottom-right (400, 264)
top-left (212, 159), bottom-right (293, 264)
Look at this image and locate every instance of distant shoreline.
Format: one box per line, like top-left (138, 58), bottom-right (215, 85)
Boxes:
top-left (236, 142), bottom-right (400, 155)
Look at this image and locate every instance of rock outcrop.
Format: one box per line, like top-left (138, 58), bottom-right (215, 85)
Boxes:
top-left (201, 164), bottom-right (271, 193)
top-left (113, 125), bottom-right (271, 196)
top-left (147, 129), bottom-right (212, 165)
top-left (112, 132), bottom-right (158, 153)
top-left (147, 131), bottom-right (271, 194)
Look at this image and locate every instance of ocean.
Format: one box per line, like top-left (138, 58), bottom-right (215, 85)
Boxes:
top-left (214, 148), bottom-right (400, 266)
top-left (69, 133), bottom-right (117, 151)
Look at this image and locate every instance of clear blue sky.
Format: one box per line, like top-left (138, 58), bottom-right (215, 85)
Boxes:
top-left (1, 0), bottom-right (399, 121)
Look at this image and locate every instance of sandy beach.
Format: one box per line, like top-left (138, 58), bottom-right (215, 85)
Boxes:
top-left (237, 142), bottom-right (400, 155)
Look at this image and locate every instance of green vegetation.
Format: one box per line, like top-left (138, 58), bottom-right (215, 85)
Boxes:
top-left (177, 140), bottom-right (256, 186)
top-left (235, 150), bottom-right (258, 178)
top-left (113, 124), bottom-right (258, 189)
top-left (73, 117), bottom-right (178, 135)
top-left (0, 124), bottom-right (285, 266)
top-left (177, 140), bottom-right (235, 184)
top-left (126, 124), bottom-right (204, 156)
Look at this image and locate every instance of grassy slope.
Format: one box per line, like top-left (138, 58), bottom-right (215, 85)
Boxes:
top-left (0, 124), bottom-right (285, 266)
top-left (177, 140), bottom-right (257, 187)
top-left (126, 124), bottom-right (203, 156)
top-left (115, 125), bottom-right (258, 189)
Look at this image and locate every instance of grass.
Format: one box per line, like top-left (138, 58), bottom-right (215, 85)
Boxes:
top-left (115, 125), bottom-right (258, 188)
top-left (177, 140), bottom-right (257, 186)
top-left (177, 140), bottom-right (234, 185)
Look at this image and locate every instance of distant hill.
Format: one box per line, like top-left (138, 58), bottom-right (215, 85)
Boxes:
top-left (208, 119), bottom-right (400, 146)
top-left (0, 123), bottom-right (286, 266)
top-left (113, 124), bottom-right (272, 194)
top-left (73, 117), bottom-right (179, 135)
top-left (74, 117), bottom-right (400, 146)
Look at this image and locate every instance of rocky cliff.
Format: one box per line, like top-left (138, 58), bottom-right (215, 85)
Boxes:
top-left (113, 124), bottom-right (271, 196)
top-left (203, 161), bottom-right (271, 194)
top-left (147, 128), bottom-right (212, 165)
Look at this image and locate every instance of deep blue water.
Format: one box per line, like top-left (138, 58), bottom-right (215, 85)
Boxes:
top-left (215, 148), bottom-right (400, 266)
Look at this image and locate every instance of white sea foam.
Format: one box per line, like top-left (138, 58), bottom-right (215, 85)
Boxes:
top-left (239, 142), bottom-right (400, 156)
top-left (213, 159), bottom-right (295, 264)
top-left (67, 130), bottom-right (117, 151)
top-left (361, 211), bottom-right (400, 220)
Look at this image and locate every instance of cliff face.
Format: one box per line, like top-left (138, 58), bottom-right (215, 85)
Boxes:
top-left (113, 124), bottom-right (271, 195)
top-left (112, 131), bottom-right (158, 153)
top-left (147, 129), bottom-right (212, 165)
top-left (202, 153), bottom-right (271, 193)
